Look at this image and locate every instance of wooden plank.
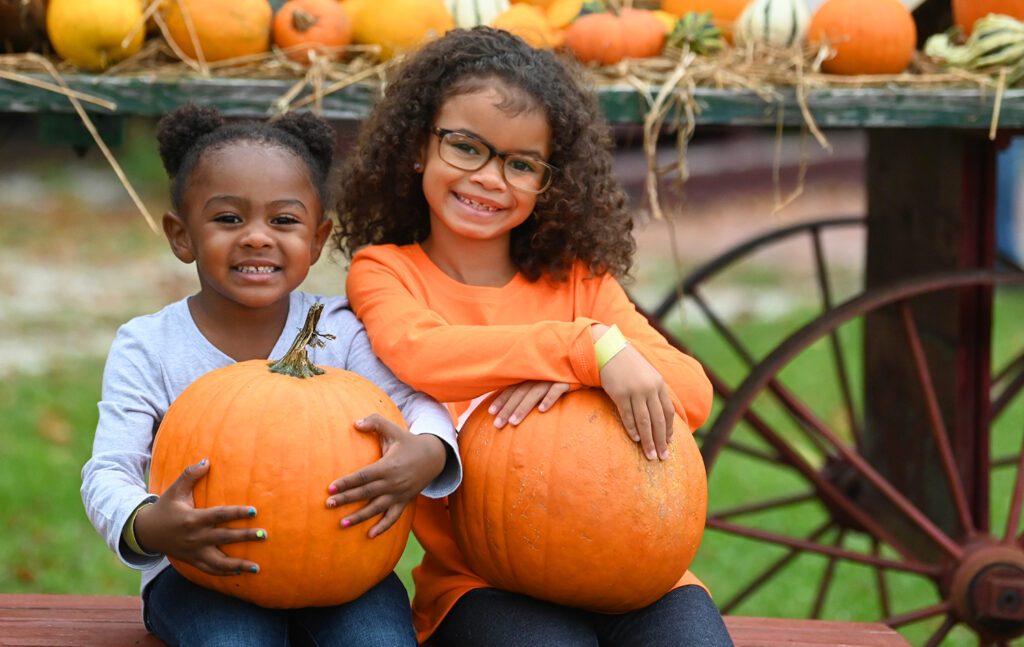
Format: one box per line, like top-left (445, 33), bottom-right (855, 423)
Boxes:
top-left (2, 73), bottom-right (1024, 129)
top-left (0, 594), bottom-right (911, 647)
top-left (724, 616), bottom-right (913, 646)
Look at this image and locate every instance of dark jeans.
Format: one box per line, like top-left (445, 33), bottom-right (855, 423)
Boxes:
top-left (430, 584), bottom-right (734, 647)
top-left (144, 566), bottom-right (416, 647)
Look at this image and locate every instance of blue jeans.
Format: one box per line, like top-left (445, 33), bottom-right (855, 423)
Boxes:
top-left (429, 585), bottom-right (734, 647)
top-left (144, 566), bottom-right (416, 647)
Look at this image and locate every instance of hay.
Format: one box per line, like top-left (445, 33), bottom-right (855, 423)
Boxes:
top-left (0, 32), bottom-right (1017, 232)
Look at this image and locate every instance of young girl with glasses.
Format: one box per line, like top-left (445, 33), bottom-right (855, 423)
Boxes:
top-left (333, 26), bottom-right (732, 647)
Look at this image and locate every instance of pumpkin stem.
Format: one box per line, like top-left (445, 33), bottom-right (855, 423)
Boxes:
top-left (268, 303), bottom-right (336, 379)
top-left (292, 8), bottom-right (319, 32)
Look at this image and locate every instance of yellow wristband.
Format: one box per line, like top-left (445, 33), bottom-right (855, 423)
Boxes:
top-left (594, 324), bottom-right (629, 370)
top-left (123, 502), bottom-right (159, 557)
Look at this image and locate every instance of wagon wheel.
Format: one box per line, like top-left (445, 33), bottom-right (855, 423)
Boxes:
top-left (639, 215), bottom-right (867, 432)
top-left (698, 269), bottom-right (1024, 646)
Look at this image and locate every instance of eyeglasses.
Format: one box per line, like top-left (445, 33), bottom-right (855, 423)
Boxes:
top-left (430, 127), bottom-right (556, 194)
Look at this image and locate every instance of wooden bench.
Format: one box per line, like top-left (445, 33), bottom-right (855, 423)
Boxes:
top-left (0, 593), bottom-right (912, 646)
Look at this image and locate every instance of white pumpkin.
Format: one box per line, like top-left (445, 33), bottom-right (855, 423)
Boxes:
top-left (734, 0), bottom-right (810, 47)
top-left (445, 0), bottom-right (510, 27)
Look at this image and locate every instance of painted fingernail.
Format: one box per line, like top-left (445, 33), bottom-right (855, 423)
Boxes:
top-left (256, 529), bottom-right (267, 540)
top-left (328, 484), bottom-right (338, 494)
top-left (326, 499), bottom-right (335, 509)
top-left (199, 458), bottom-right (208, 466)
top-left (248, 507), bottom-right (257, 518)
top-left (250, 565), bottom-right (260, 574)
top-left (355, 418), bottom-right (365, 426)
top-left (342, 519), bottom-right (351, 528)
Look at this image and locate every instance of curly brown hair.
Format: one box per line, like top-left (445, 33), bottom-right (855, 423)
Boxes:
top-left (332, 27), bottom-right (634, 281)
top-left (156, 103), bottom-right (336, 212)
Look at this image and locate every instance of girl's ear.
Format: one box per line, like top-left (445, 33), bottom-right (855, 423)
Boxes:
top-left (309, 217), bottom-right (334, 264)
top-left (162, 211), bottom-right (195, 264)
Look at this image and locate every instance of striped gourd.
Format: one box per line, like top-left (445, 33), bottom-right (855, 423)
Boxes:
top-left (445, 0), bottom-right (510, 27)
top-left (734, 0), bottom-right (810, 47)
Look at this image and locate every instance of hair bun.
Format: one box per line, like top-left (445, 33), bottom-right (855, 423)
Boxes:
top-left (156, 103), bottom-right (225, 177)
top-left (271, 111), bottom-right (336, 178)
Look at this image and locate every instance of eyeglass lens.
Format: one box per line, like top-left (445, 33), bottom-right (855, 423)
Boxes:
top-left (438, 131), bottom-right (551, 193)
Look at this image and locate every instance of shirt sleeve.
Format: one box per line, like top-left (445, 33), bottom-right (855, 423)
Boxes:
top-left (346, 250), bottom-right (601, 403)
top-left (335, 309), bottom-right (462, 498)
top-left (80, 328), bottom-right (166, 569)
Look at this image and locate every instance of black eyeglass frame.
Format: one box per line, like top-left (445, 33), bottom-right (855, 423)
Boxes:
top-left (429, 127), bottom-right (557, 194)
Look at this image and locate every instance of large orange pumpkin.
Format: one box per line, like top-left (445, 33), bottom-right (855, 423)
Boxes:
top-left (808, 0), bottom-right (917, 75)
top-left (149, 305), bottom-right (414, 609)
top-left (563, 8), bottom-right (667, 64)
top-left (953, 0), bottom-right (1024, 35)
top-left (660, 0), bottom-right (748, 41)
top-left (273, 0), bottom-right (353, 63)
top-left (449, 388), bottom-right (708, 613)
top-left (162, 0), bottom-right (272, 63)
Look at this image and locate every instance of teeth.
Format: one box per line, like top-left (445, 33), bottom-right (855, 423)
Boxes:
top-left (456, 194), bottom-right (498, 211)
top-left (237, 266), bottom-right (276, 274)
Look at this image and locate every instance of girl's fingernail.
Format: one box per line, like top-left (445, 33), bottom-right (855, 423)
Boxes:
top-left (488, 405), bottom-right (497, 414)
top-left (248, 507), bottom-right (257, 518)
top-left (233, 570), bottom-right (241, 576)
top-left (199, 458), bottom-right (208, 466)
top-left (646, 450), bottom-right (657, 461)
top-left (250, 565), bottom-right (260, 574)
top-left (342, 519), bottom-right (351, 528)
top-left (256, 529), bottom-right (267, 540)
top-left (659, 451), bottom-right (670, 460)
top-left (509, 415), bottom-right (519, 425)
top-left (355, 418), bottom-right (365, 426)
top-left (328, 484), bottom-right (338, 494)
top-left (494, 418), bottom-right (505, 428)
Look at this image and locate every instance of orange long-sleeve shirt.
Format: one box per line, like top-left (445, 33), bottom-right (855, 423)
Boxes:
top-left (346, 243), bottom-right (714, 644)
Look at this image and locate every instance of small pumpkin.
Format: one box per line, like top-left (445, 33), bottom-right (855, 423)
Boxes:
top-left (734, 0), bottom-right (810, 47)
top-left (449, 389), bottom-right (708, 613)
top-left (46, 0), bottom-right (144, 71)
top-left (149, 305), bottom-right (414, 609)
top-left (446, 0), bottom-right (510, 27)
top-left (0, 0), bottom-right (48, 52)
top-left (273, 0), bottom-right (352, 63)
top-left (162, 0), bottom-right (272, 63)
top-left (491, 3), bottom-right (561, 48)
top-left (660, 0), bottom-right (749, 41)
top-left (343, 0), bottom-right (453, 59)
top-left (808, 0), bottom-right (917, 75)
top-left (563, 8), bottom-right (667, 64)
top-left (953, 0), bottom-right (1024, 35)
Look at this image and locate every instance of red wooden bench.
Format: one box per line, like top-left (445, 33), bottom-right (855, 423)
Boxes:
top-left (0, 593), bottom-right (911, 646)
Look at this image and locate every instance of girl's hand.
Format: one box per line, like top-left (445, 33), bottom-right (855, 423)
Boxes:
top-left (594, 326), bottom-right (675, 462)
top-left (326, 414), bottom-right (447, 538)
top-left (134, 459), bottom-right (265, 576)
top-left (489, 381), bottom-right (571, 428)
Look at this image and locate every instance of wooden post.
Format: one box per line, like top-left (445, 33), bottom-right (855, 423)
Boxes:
top-left (861, 128), bottom-right (997, 558)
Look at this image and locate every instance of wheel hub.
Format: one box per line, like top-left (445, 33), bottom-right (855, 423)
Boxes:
top-left (950, 543), bottom-right (1024, 640)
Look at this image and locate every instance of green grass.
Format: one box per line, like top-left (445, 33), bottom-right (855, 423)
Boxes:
top-left (2, 288), bottom-right (1022, 646)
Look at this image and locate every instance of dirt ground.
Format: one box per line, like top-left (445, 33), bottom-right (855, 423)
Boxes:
top-left (0, 127), bottom-right (867, 378)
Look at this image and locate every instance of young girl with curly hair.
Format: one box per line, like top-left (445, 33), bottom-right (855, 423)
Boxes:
top-left (82, 103), bottom-right (461, 646)
top-left (333, 26), bottom-right (732, 647)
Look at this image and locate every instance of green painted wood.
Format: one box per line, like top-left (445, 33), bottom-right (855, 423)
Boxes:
top-left (2, 73), bottom-right (1024, 129)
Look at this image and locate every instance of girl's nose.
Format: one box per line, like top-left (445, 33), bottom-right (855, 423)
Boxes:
top-left (240, 223), bottom-right (273, 247)
top-left (470, 157), bottom-right (508, 191)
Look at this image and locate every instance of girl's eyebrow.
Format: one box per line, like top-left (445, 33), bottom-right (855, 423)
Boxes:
top-left (203, 195), bottom-right (309, 212)
top-left (445, 126), bottom-right (547, 159)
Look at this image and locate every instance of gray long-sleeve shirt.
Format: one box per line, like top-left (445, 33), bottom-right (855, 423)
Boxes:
top-left (81, 292), bottom-right (460, 596)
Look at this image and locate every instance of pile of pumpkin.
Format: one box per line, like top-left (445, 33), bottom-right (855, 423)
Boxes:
top-left (4, 0), bottom-right (1024, 77)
